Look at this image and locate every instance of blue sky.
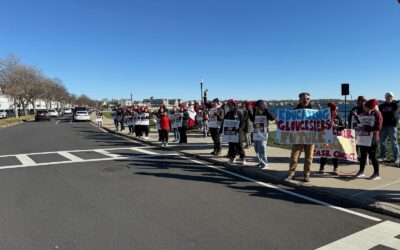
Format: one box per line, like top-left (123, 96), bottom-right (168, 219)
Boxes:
top-left (1, 0), bottom-right (399, 101)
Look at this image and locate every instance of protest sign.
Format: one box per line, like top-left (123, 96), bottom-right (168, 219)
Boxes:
top-left (314, 129), bottom-right (357, 161)
top-left (222, 119), bottom-right (240, 143)
top-left (253, 116), bottom-right (268, 141)
top-left (275, 108), bottom-right (333, 145)
top-left (208, 108), bottom-right (219, 128)
top-left (355, 116), bottom-right (375, 146)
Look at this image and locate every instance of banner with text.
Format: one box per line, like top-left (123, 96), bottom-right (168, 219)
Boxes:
top-left (222, 119), bottom-right (240, 143)
top-left (314, 129), bottom-right (357, 161)
top-left (275, 108), bottom-right (333, 145)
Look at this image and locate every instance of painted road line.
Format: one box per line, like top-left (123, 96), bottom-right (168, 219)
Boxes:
top-left (131, 147), bottom-right (159, 155)
top-left (89, 122), bottom-right (108, 133)
top-left (351, 179), bottom-right (400, 197)
top-left (0, 146), bottom-right (153, 158)
top-left (57, 152), bottom-right (83, 162)
top-left (55, 120), bottom-right (61, 125)
top-left (317, 220), bottom-right (400, 249)
top-left (180, 156), bottom-right (382, 222)
top-left (15, 155), bottom-right (36, 166)
top-left (0, 152), bottom-right (175, 170)
top-left (94, 149), bottom-right (122, 158)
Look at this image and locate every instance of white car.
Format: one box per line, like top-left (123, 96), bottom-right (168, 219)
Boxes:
top-left (0, 110), bottom-right (7, 119)
top-left (74, 111), bottom-right (90, 121)
top-left (64, 108), bottom-right (72, 114)
top-left (48, 109), bottom-right (59, 117)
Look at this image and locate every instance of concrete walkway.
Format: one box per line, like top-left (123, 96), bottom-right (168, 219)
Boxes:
top-left (93, 115), bottom-right (400, 218)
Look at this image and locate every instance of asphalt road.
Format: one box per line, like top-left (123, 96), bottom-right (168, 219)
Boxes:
top-left (0, 115), bottom-right (399, 249)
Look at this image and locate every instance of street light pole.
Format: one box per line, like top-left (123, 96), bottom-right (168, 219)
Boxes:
top-left (200, 78), bottom-right (204, 104)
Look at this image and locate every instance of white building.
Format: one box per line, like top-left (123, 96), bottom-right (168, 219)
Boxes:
top-left (0, 94), bottom-right (13, 110)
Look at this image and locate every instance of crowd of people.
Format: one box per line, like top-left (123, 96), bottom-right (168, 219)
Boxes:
top-left (96, 90), bottom-right (399, 183)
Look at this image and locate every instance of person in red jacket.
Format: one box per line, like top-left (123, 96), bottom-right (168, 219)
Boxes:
top-left (353, 99), bottom-right (383, 180)
top-left (160, 111), bottom-right (171, 147)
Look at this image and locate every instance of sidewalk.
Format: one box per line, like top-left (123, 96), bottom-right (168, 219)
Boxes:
top-left (93, 116), bottom-right (400, 218)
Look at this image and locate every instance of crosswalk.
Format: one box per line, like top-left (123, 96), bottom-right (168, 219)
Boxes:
top-left (0, 146), bottom-right (176, 170)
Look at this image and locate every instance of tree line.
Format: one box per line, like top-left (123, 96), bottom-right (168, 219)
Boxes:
top-left (0, 54), bottom-right (97, 117)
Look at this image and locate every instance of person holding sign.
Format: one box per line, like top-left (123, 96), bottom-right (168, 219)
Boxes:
top-left (353, 99), bottom-right (383, 180)
top-left (204, 97), bottom-right (225, 156)
top-left (248, 100), bottom-right (275, 169)
top-left (286, 92), bottom-right (315, 182)
top-left (319, 103), bottom-right (345, 174)
top-left (178, 104), bottom-right (190, 143)
top-left (223, 99), bottom-right (248, 165)
top-left (170, 106), bottom-right (180, 142)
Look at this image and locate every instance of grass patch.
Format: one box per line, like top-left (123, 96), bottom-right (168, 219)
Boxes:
top-left (267, 131), bottom-right (292, 150)
top-left (0, 115), bottom-right (35, 127)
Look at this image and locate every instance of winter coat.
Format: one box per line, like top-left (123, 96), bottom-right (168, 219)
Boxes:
top-left (160, 116), bottom-right (170, 131)
top-left (224, 109), bottom-right (248, 142)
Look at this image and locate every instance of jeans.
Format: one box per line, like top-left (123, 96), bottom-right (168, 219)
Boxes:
top-left (114, 119), bottom-right (119, 131)
top-left (254, 139), bottom-right (268, 167)
top-left (379, 126), bottom-right (399, 160)
top-left (173, 128), bottom-right (180, 141)
top-left (203, 120), bottom-right (209, 137)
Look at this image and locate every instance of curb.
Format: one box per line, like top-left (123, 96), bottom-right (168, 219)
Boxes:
top-left (96, 122), bottom-right (400, 219)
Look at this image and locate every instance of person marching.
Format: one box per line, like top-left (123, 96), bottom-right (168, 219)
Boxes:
top-left (204, 97), bottom-right (225, 156)
top-left (319, 103), bottom-right (345, 175)
top-left (171, 106), bottom-right (180, 142)
top-left (248, 100), bottom-right (275, 169)
top-left (111, 108), bottom-right (118, 131)
top-left (353, 99), bottom-right (383, 180)
top-left (160, 110), bottom-right (170, 147)
top-left (178, 104), bottom-right (190, 143)
top-left (378, 92), bottom-right (400, 166)
top-left (223, 99), bottom-right (248, 165)
top-left (142, 106), bottom-right (151, 139)
top-left (285, 92), bottom-right (315, 182)
top-left (348, 96), bottom-right (367, 161)
top-left (126, 110), bottom-right (135, 135)
top-left (96, 109), bottom-right (103, 127)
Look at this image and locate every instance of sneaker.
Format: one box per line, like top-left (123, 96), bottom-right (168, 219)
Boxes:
top-left (240, 159), bottom-right (247, 166)
top-left (378, 156), bottom-right (387, 162)
top-left (215, 151), bottom-right (221, 156)
top-left (355, 172), bottom-right (365, 178)
top-left (304, 175), bottom-right (310, 182)
top-left (210, 151), bottom-right (216, 155)
top-left (333, 168), bottom-right (339, 175)
top-left (368, 174), bottom-right (380, 180)
top-left (261, 164), bottom-right (270, 170)
top-left (395, 159), bottom-right (400, 166)
top-left (284, 174), bottom-right (295, 181)
top-left (318, 169), bottom-right (324, 174)
top-left (229, 158), bottom-right (236, 164)
top-left (165, 143), bottom-right (168, 147)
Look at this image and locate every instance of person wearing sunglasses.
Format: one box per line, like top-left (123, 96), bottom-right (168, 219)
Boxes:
top-left (285, 92), bottom-right (314, 182)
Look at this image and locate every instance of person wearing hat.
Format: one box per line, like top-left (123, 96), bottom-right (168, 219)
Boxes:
top-left (353, 99), bottom-right (383, 180)
top-left (348, 96), bottom-right (367, 129)
top-left (223, 99), bottom-right (248, 165)
top-left (286, 92), bottom-right (314, 182)
top-left (204, 97), bottom-right (225, 156)
top-left (378, 92), bottom-right (400, 165)
top-left (319, 103), bottom-right (345, 175)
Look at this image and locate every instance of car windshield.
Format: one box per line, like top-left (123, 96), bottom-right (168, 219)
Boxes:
top-left (77, 111), bottom-right (88, 114)
top-left (49, 109), bottom-right (55, 112)
top-left (37, 110), bottom-right (48, 114)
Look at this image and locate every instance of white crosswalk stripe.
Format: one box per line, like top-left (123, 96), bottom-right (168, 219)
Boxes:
top-left (0, 147), bottom-right (176, 170)
top-left (317, 220), bottom-right (400, 249)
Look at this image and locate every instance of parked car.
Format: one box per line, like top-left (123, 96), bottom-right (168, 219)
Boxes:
top-left (0, 110), bottom-right (7, 119)
top-left (48, 109), bottom-right (59, 117)
top-left (74, 111), bottom-right (90, 121)
top-left (35, 110), bottom-right (51, 121)
top-left (63, 108), bottom-right (72, 114)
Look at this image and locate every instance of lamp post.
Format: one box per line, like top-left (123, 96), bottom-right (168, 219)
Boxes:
top-left (200, 78), bottom-right (204, 104)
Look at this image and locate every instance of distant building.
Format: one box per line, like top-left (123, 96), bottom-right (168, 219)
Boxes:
top-left (142, 98), bottom-right (168, 107)
top-left (0, 93), bottom-right (13, 110)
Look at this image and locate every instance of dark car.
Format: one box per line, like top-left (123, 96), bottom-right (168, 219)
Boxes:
top-left (35, 110), bottom-right (51, 121)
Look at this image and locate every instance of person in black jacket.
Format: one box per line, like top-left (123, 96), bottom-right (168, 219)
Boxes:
top-left (178, 104), bottom-right (190, 143)
top-left (223, 100), bottom-right (248, 165)
top-left (204, 97), bottom-right (225, 156)
top-left (319, 103), bottom-right (345, 174)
